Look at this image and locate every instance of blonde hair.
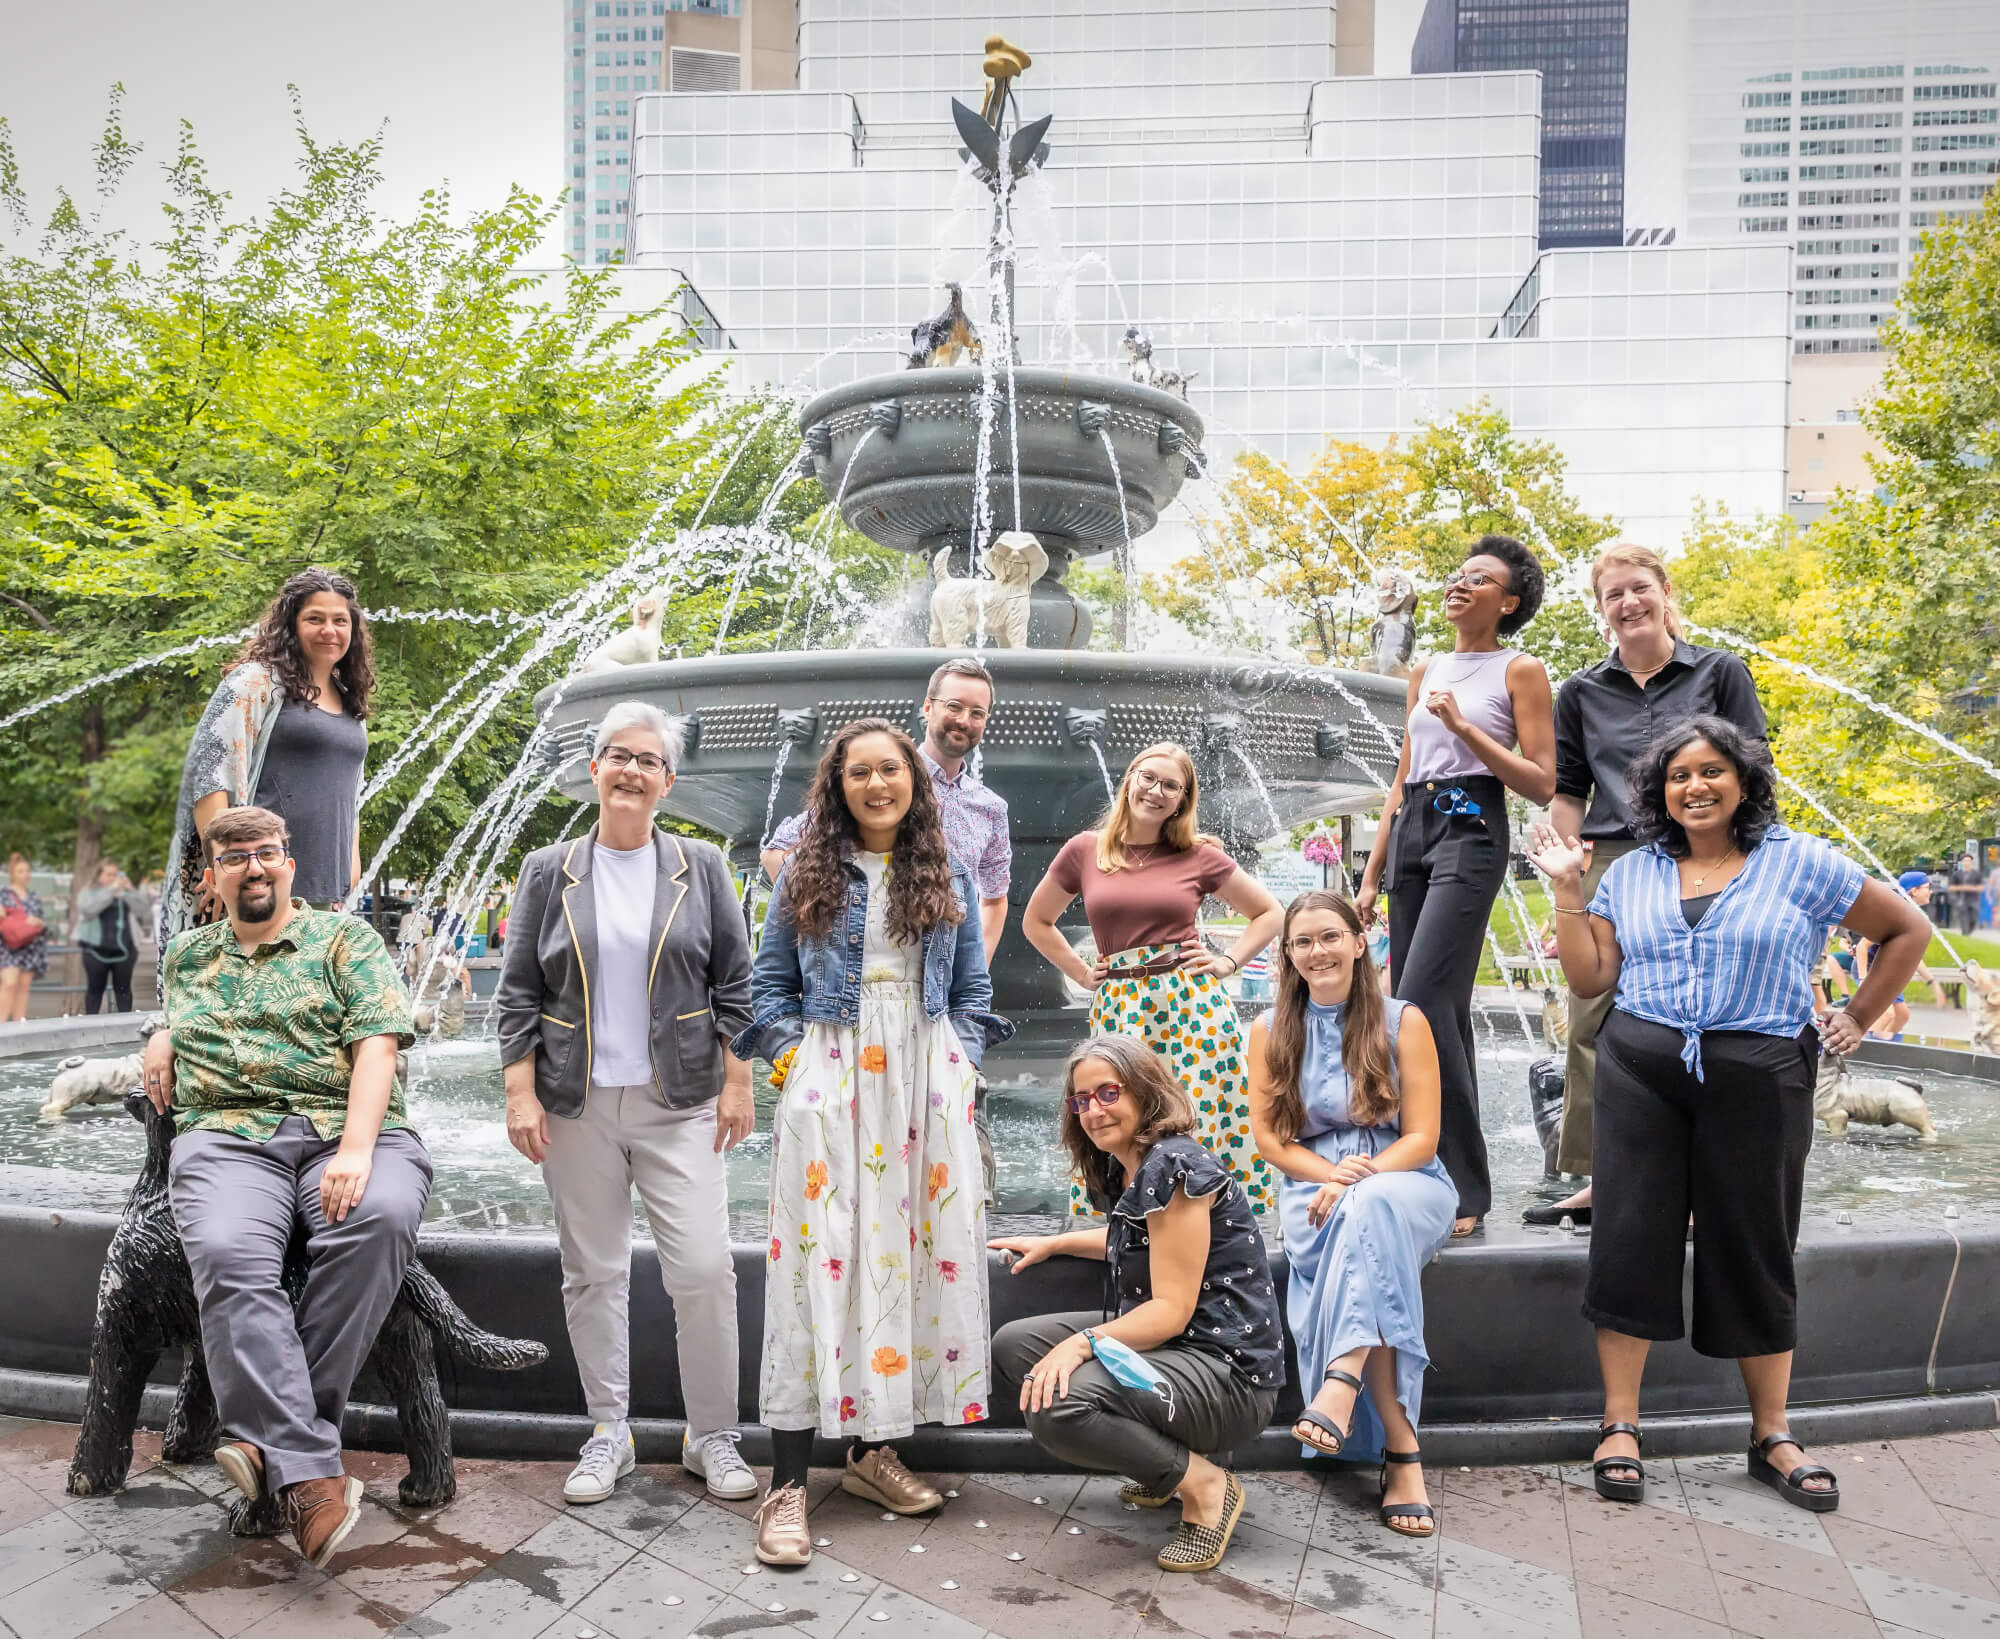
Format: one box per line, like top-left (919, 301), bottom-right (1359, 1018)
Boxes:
top-left (1096, 742), bottom-right (1218, 871)
top-left (1589, 542), bottom-right (1684, 638)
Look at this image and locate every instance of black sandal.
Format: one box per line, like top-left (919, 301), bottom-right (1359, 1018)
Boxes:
top-left (1291, 1367), bottom-right (1363, 1457)
top-left (1592, 1422), bottom-right (1645, 1503)
top-left (1747, 1433), bottom-right (1839, 1513)
top-left (1378, 1449), bottom-right (1435, 1537)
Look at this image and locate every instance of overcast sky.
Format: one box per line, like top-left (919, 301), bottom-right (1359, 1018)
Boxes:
top-left (0, 0), bottom-right (564, 256)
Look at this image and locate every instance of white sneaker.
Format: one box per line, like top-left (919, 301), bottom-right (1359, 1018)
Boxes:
top-left (683, 1428), bottom-right (758, 1499)
top-left (564, 1421), bottom-right (636, 1504)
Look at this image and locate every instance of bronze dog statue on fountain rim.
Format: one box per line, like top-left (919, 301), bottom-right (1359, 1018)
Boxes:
top-left (65, 1090), bottom-right (548, 1533)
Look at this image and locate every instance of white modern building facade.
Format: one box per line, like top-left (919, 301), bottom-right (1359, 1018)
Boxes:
top-left (627, 0), bottom-right (1791, 547)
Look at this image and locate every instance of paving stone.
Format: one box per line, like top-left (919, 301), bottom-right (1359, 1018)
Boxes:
top-left (1565, 1482), bottom-right (1711, 1567)
top-left (1437, 1489), bottom-right (1572, 1578)
top-left (0, 1546), bottom-right (155, 1639)
top-left (1673, 1455), bottom-right (1839, 1558)
top-left (0, 1424), bottom-right (96, 1502)
top-left (968, 1473), bottom-right (1085, 1513)
top-left (1435, 1533), bottom-right (1580, 1637)
top-left (1236, 1471), bottom-right (1324, 1546)
top-left (1897, 1437), bottom-right (2000, 1524)
top-left (0, 1508), bottom-right (105, 1602)
top-left (1198, 1518), bottom-right (1309, 1604)
top-left (1573, 1578), bottom-right (1734, 1639)
top-left (482, 1511), bottom-right (640, 1610)
top-left (388, 1564), bottom-right (569, 1638)
top-left (0, 1472), bottom-right (63, 1539)
top-left (1293, 1545), bottom-right (1437, 1639)
top-left (75, 1592), bottom-right (220, 1639)
top-left (393, 1479), bottom-right (559, 1562)
top-left (1816, 1443), bottom-right (1958, 1542)
top-left (894, 1541), bottom-right (1146, 1639)
top-left (1559, 1461), bottom-right (1695, 1521)
top-left (1030, 1516), bottom-right (1162, 1609)
top-left (327, 1519), bottom-right (490, 1621)
top-left (1564, 1526), bottom-right (1730, 1628)
top-left (642, 1496), bottom-right (776, 1595)
top-left (1828, 1515), bottom-right (2000, 1605)
top-left (1146, 1569), bottom-right (1295, 1639)
top-left (234, 1577), bottom-right (401, 1637)
top-left (1849, 1561), bottom-right (2000, 1637)
top-left (1714, 1573), bottom-right (1889, 1639)
top-left (1305, 1472), bottom-right (1436, 1591)
top-left (829, 1581), bottom-right (986, 1639)
top-left (556, 1468), bottom-right (705, 1549)
top-left (1944, 1503), bottom-right (2000, 1586)
top-left (571, 1554), bottom-right (734, 1639)
top-left (925, 1478), bottom-right (1064, 1557)
top-left (1433, 1587), bottom-right (1573, 1639)
top-left (166, 1535), bottom-right (328, 1638)
top-left (1438, 1462), bottom-right (1566, 1515)
top-left (1696, 1517), bottom-right (1872, 1612)
top-left (62, 1470), bottom-right (240, 1589)
top-left (708, 1547), bottom-right (881, 1639)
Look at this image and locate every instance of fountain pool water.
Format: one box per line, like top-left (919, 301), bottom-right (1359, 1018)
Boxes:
top-left (7, 1041), bottom-right (1993, 1238)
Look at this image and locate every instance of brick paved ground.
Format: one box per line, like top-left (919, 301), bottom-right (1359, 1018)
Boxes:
top-left (2, 1414), bottom-right (2000, 1637)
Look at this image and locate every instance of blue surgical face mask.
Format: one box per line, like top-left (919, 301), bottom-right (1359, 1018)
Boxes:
top-left (1090, 1332), bottom-right (1176, 1420)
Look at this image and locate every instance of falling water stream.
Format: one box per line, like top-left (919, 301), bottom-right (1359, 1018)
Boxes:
top-left (1096, 428), bottom-right (1136, 647)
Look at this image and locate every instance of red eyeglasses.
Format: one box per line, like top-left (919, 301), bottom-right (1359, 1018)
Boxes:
top-left (1066, 1081), bottom-right (1124, 1114)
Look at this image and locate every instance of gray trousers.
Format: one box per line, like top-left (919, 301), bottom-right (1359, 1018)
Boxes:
top-left (993, 1310), bottom-right (1277, 1496)
top-left (169, 1117), bottom-right (432, 1492)
top-left (1554, 840), bottom-right (1639, 1178)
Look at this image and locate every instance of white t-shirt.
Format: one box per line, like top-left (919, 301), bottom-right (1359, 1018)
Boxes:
top-left (589, 840), bottom-right (659, 1088)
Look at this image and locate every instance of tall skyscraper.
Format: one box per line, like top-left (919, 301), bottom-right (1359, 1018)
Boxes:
top-left (1412, 0), bottom-right (1630, 247)
top-left (563, 0), bottom-right (796, 265)
top-left (1679, 0), bottom-right (2000, 355)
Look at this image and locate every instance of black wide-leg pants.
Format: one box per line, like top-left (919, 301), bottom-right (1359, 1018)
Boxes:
top-left (1584, 1010), bottom-right (1817, 1359)
top-left (1387, 774), bottom-right (1509, 1220)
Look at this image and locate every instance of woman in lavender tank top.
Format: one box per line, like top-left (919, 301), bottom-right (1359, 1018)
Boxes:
top-left (1354, 536), bottom-right (1556, 1234)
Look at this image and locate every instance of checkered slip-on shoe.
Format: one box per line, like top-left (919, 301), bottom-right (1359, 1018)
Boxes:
top-left (1157, 1474), bottom-right (1245, 1573)
top-left (1119, 1480), bottom-right (1174, 1508)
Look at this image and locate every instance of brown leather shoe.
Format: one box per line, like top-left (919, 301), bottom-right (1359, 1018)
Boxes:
top-left (840, 1445), bottom-right (942, 1515)
top-left (213, 1441), bottom-right (264, 1502)
top-left (754, 1482), bottom-right (813, 1566)
top-left (283, 1474), bottom-right (363, 1567)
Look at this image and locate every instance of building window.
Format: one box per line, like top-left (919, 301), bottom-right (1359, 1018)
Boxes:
top-left (1800, 87), bottom-right (1903, 106)
top-left (595, 199), bottom-right (610, 214)
top-left (1914, 82), bottom-right (1997, 100)
top-left (595, 51), bottom-right (609, 64)
top-left (1914, 107), bottom-right (1998, 126)
top-left (1740, 216), bottom-right (1790, 232)
top-left (1740, 167), bottom-right (1790, 182)
top-left (1743, 91), bottom-right (1792, 108)
top-left (1738, 190), bottom-right (1789, 207)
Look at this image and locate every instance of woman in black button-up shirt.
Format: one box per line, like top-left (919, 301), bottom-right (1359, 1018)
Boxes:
top-left (991, 1033), bottom-right (1284, 1576)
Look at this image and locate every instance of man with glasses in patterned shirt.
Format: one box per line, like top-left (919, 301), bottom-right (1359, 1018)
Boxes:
top-left (139, 805), bottom-right (427, 1570)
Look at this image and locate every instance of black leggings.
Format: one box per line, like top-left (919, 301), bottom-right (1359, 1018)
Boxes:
top-left (1584, 1010), bottom-right (1816, 1358)
top-left (81, 950), bottom-right (136, 1015)
top-left (1387, 774), bottom-right (1509, 1219)
top-left (769, 1430), bottom-right (888, 1491)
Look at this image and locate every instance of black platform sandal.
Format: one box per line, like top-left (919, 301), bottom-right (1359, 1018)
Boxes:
top-left (1592, 1422), bottom-right (1645, 1503)
top-left (1291, 1367), bottom-right (1363, 1457)
top-left (1378, 1449), bottom-right (1435, 1537)
top-left (1747, 1433), bottom-right (1839, 1513)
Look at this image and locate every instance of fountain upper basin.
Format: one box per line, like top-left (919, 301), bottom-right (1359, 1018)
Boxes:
top-left (799, 366), bottom-right (1205, 567)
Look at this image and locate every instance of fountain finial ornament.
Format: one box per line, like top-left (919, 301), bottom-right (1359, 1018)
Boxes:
top-left (979, 37), bottom-right (1032, 125)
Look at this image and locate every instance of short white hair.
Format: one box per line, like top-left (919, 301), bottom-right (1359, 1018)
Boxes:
top-left (593, 701), bottom-right (685, 771)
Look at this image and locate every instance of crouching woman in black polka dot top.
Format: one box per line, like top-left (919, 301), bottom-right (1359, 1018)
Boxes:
top-left (990, 1033), bottom-right (1285, 1576)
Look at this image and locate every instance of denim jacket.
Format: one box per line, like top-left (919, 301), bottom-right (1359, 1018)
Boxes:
top-left (731, 856), bottom-right (1013, 1068)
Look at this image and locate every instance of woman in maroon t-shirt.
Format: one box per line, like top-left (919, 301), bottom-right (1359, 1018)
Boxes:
top-left (1024, 742), bottom-right (1284, 1216)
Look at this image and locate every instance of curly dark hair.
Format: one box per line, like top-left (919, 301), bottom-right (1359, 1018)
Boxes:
top-left (237, 568), bottom-right (374, 718)
top-left (1465, 533), bottom-right (1545, 636)
top-left (1626, 714), bottom-right (1780, 859)
top-left (1058, 1033), bottom-right (1196, 1206)
top-left (780, 717), bottom-right (965, 945)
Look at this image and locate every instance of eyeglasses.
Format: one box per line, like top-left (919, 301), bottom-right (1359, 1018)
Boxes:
top-left (844, 760), bottom-right (908, 781)
top-left (1130, 770), bottom-right (1186, 797)
top-left (1432, 787), bottom-right (1483, 817)
top-left (1443, 568), bottom-right (1509, 592)
top-left (214, 845), bottom-right (287, 873)
top-left (599, 747), bottom-right (668, 774)
top-left (1287, 931), bottom-right (1350, 955)
top-left (1066, 1081), bottom-right (1124, 1114)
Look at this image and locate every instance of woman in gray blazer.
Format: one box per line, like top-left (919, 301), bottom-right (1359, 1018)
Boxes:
top-left (496, 701), bottom-right (756, 1508)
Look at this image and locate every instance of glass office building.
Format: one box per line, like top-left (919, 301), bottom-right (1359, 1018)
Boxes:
top-left (629, 0), bottom-right (1789, 545)
top-left (1413, 0), bottom-right (1630, 248)
top-left (1682, 0), bottom-right (2000, 353)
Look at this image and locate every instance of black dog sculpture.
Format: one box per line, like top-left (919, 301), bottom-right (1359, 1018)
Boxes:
top-left (66, 1091), bottom-right (548, 1533)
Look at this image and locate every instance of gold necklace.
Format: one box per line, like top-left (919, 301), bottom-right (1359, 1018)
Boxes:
top-left (1686, 848), bottom-right (1739, 894)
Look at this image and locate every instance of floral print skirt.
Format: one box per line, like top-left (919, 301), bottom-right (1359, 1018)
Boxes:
top-left (1071, 946), bottom-right (1274, 1220)
top-left (760, 980), bottom-right (990, 1439)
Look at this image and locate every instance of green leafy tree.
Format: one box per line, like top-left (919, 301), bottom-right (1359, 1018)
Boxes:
top-left (0, 93), bottom-right (763, 950)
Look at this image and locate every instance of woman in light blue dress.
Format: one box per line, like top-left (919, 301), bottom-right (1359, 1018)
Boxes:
top-left (1247, 889), bottom-right (1458, 1538)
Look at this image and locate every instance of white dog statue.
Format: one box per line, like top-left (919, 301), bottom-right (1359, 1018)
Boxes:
top-left (1813, 1053), bottom-right (1937, 1142)
top-left (1965, 960), bottom-right (2000, 1055)
top-left (579, 592), bottom-right (664, 672)
top-left (929, 532), bottom-right (1049, 649)
top-left (41, 1053), bottom-right (146, 1121)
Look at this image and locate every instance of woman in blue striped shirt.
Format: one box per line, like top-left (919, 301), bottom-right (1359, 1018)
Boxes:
top-left (1527, 715), bottom-right (1931, 1516)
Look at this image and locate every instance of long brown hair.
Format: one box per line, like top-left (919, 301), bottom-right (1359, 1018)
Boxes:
top-left (1095, 741), bottom-right (1218, 871)
top-left (1263, 890), bottom-right (1397, 1140)
top-left (782, 718), bottom-right (964, 945)
top-left (237, 567), bottom-right (375, 717)
top-left (1057, 1033), bottom-right (1196, 1204)
top-left (1589, 542), bottom-right (1684, 639)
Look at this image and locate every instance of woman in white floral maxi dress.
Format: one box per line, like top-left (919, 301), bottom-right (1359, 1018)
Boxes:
top-left (734, 718), bottom-right (1006, 1566)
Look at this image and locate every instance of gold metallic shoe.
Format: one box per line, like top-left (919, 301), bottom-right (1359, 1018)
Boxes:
top-left (840, 1445), bottom-right (943, 1515)
top-left (754, 1482), bottom-right (814, 1566)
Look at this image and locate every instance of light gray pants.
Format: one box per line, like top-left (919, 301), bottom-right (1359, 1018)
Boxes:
top-left (540, 1084), bottom-right (740, 1435)
top-left (994, 1310), bottom-right (1278, 1496)
top-left (169, 1117), bottom-right (432, 1493)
